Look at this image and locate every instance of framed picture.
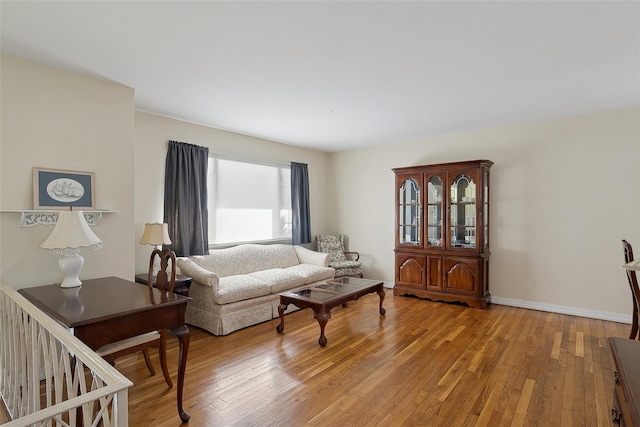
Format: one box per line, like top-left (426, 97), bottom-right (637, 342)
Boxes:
top-left (33, 167), bottom-right (95, 210)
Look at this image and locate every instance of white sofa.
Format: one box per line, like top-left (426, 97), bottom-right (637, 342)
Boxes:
top-left (176, 244), bottom-right (335, 336)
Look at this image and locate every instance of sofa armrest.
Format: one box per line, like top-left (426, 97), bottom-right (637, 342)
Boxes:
top-left (294, 245), bottom-right (330, 267)
top-left (176, 258), bottom-right (220, 290)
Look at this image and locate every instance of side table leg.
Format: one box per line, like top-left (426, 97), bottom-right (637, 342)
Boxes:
top-left (158, 329), bottom-right (173, 388)
top-left (170, 325), bottom-right (190, 422)
top-left (276, 303), bottom-right (288, 333)
top-left (313, 311), bottom-right (331, 347)
top-left (377, 288), bottom-right (386, 315)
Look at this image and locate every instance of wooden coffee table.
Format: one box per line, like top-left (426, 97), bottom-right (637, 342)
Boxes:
top-left (276, 277), bottom-right (386, 347)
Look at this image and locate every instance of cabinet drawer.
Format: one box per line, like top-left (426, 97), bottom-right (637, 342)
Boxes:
top-left (609, 338), bottom-right (640, 427)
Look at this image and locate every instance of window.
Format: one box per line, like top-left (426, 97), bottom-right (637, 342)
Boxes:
top-left (208, 156), bottom-right (291, 246)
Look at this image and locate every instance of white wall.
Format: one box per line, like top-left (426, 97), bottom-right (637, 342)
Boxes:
top-left (0, 54), bottom-right (135, 288)
top-left (0, 54), bottom-right (331, 286)
top-left (134, 111), bottom-right (331, 274)
top-left (2, 53), bottom-right (638, 322)
top-left (330, 108), bottom-right (640, 320)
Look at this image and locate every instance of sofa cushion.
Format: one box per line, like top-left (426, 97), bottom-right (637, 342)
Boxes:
top-left (248, 268), bottom-right (306, 294)
top-left (214, 275), bottom-right (271, 305)
top-left (190, 244), bottom-right (301, 277)
top-left (285, 264), bottom-right (335, 284)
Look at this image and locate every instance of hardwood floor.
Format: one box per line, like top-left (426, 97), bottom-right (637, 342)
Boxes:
top-left (110, 290), bottom-right (628, 426)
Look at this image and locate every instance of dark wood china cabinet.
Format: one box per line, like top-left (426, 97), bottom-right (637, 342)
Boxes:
top-left (393, 160), bottom-right (493, 308)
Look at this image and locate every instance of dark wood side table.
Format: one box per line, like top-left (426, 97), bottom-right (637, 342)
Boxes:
top-left (135, 273), bottom-right (192, 297)
top-left (19, 276), bottom-right (192, 422)
top-left (609, 337), bottom-right (640, 426)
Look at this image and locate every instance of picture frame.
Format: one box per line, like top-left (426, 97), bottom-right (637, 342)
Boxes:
top-left (33, 167), bottom-right (95, 210)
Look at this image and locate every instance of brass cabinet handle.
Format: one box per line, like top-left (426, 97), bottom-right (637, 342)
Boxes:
top-left (611, 408), bottom-right (621, 424)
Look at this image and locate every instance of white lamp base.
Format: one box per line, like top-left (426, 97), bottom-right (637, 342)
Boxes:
top-left (58, 253), bottom-right (85, 288)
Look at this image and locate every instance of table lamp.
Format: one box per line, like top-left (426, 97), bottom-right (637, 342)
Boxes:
top-left (41, 211), bottom-right (102, 288)
top-left (139, 222), bottom-right (172, 277)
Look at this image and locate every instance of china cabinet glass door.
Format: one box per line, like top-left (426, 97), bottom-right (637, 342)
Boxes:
top-left (449, 173), bottom-right (477, 249)
top-left (399, 178), bottom-right (421, 246)
top-left (426, 176), bottom-right (443, 247)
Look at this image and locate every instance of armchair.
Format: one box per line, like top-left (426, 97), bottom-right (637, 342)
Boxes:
top-left (315, 234), bottom-right (363, 278)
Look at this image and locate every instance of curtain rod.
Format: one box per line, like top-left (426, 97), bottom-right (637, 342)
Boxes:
top-left (209, 151), bottom-right (292, 169)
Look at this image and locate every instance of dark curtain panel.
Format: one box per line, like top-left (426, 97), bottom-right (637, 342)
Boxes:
top-left (291, 162), bottom-right (311, 245)
top-left (164, 140), bottom-right (209, 256)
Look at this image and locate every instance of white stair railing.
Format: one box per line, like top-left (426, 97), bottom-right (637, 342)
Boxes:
top-left (0, 283), bottom-right (133, 427)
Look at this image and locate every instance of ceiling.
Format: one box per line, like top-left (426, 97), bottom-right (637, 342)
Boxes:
top-left (1, 1), bottom-right (639, 153)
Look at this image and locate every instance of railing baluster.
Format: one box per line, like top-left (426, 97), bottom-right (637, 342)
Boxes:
top-left (0, 284), bottom-right (132, 427)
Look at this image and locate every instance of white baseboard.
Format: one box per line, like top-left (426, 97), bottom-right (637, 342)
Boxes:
top-left (490, 296), bottom-right (631, 325)
top-left (383, 282), bottom-right (630, 324)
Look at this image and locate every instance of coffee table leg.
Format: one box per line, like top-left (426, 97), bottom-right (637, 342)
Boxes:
top-left (276, 302), bottom-right (288, 333)
top-left (377, 289), bottom-right (386, 315)
top-left (313, 311), bottom-right (331, 347)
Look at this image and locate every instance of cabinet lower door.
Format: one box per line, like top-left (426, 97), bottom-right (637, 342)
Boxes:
top-left (396, 254), bottom-right (425, 289)
top-left (426, 256), bottom-right (443, 291)
top-left (443, 257), bottom-right (481, 295)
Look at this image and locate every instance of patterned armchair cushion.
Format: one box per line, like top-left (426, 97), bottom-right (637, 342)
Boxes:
top-left (329, 260), bottom-right (361, 269)
top-left (316, 235), bottom-right (347, 263)
top-left (334, 266), bottom-right (363, 278)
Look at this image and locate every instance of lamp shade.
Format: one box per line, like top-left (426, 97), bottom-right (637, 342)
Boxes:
top-left (41, 211), bottom-right (102, 288)
top-left (624, 259), bottom-right (640, 271)
top-left (41, 211), bottom-right (102, 254)
top-left (139, 222), bottom-right (171, 246)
